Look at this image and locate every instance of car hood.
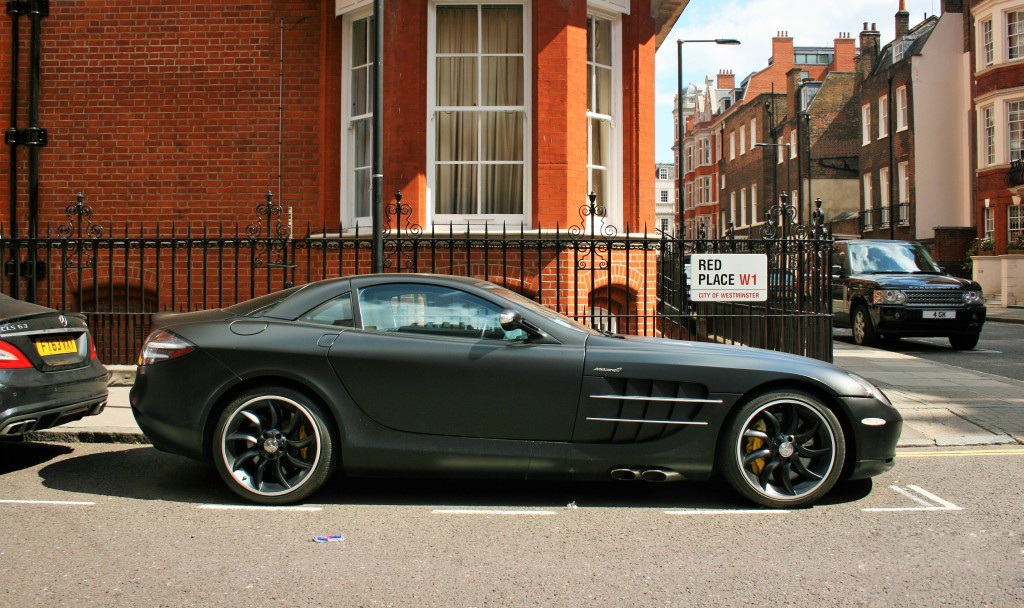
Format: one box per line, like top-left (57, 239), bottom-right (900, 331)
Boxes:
top-left (848, 273), bottom-right (976, 289)
top-left (583, 335), bottom-right (869, 398)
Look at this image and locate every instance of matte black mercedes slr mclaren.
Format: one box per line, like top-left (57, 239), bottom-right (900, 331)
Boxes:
top-left (131, 274), bottom-right (901, 508)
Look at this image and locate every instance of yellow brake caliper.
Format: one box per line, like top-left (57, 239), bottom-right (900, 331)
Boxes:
top-left (745, 420), bottom-right (767, 475)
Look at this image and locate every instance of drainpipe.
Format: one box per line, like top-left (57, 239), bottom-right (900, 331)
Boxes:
top-left (370, 0), bottom-right (384, 273)
top-left (6, 2), bottom-right (20, 297)
top-left (26, 0), bottom-right (48, 301)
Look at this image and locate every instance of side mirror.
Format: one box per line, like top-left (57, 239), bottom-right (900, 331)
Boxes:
top-left (499, 309), bottom-right (524, 332)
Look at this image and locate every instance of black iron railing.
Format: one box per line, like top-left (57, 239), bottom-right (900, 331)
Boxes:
top-left (1009, 159), bottom-right (1024, 188)
top-left (2, 193), bottom-right (834, 364)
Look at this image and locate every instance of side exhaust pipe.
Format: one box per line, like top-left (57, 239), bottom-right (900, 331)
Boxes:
top-left (610, 468), bottom-right (642, 481)
top-left (640, 469), bottom-right (683, 483)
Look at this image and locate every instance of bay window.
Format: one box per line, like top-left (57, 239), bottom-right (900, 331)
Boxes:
top-left (430, 2), bottom-right (529, 223)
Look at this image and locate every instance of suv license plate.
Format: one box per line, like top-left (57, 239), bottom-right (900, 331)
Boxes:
top-left (922, 310), bottom-right (955, 320)
top-left (35, 337), bottom-right (78, 356)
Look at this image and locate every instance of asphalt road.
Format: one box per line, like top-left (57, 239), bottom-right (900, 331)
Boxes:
top-left (834, 321), bottom-right (1024, 381)
top-left (1, 441), bottom-right (1022, 607)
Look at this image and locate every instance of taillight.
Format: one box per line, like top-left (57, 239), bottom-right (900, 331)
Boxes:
top-left (89, 335), bottom-right (98, 360)
top-left (138, 329), bottom-right (195, 366)
top-left (0, 340), bottom-right (33, 369)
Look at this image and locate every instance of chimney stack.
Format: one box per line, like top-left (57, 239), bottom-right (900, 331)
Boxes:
top-left (857, 22), bottom-right (881, 78)
top-left (895, 0), bottom-right (910, 39)
top-left (772, 31), bottom-right (794, 67)
top-left (717, 69), bottom-right (735, 91)
top-left (832, 32), bottom-right (856, 72)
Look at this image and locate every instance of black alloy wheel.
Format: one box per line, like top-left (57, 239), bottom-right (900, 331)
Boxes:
top-left (719, 391), bottom-right (845, 508)
top-left (213, 388), bottom-right (335, 504)
top-left (852, 305), bottom-right (878, 347)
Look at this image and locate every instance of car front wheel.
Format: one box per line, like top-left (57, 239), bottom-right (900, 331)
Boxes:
top-left (719, 391), bottom-right (846, 509)
top-left (852, 305), bottom-right (878, 347)
top-left (214, 388), bottom-right (336, 505)
top-left (949, 333), bottom-right (980, 350)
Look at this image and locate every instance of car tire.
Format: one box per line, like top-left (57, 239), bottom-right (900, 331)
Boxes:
top-left (718, 391), bottom-right (846, 509)
top-left (213, 387), bottom-right (336, 505)
top-left (949, 334), bottom-right (980, 351)
top-left (852, 305), bottom-right (878, 347)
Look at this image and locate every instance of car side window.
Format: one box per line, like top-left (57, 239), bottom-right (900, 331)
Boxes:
top-left (357, 284), bottom-right (528, 341)
top-left (300, 293), bottom-right (353, 327)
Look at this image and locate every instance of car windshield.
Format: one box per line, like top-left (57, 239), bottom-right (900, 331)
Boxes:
top-left (847, 242), bottom-right (943, 274)
top-left (486, 286), bottom-right (604, 336)
top-left (223, 285), bottom-right (305, 317)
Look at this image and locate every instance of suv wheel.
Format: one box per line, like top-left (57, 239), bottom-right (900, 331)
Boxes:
top-left (949, 334), bottom-right (980, 350)
top-left (852, 306), bottom-right (878, 347)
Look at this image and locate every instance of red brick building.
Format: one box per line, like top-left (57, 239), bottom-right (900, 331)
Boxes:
top-left (967, 0), bottom-right (1024, 253)
top-left (1, 1), bottom-right (685, 334)
top-left (1, 0), bottom-right (685, 234)
top-left (677, 33), bottom-right (861, 239)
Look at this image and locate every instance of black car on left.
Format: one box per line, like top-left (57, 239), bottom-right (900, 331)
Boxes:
top-left (0, 294), bottom-right (108, 437)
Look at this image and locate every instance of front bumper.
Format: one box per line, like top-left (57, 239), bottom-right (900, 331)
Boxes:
top-left (870, 305), bottom-right (985, 337)
top-left (838, 395), bottom-right (902, 480)
top-left (0, 362), bottom-right (109, 435)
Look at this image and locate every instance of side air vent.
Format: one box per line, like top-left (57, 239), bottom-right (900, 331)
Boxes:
top-left (574, 377), bottom-right (717, 444)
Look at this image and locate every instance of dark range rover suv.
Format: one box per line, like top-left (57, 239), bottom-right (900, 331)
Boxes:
top-left (832, 240), bottom-right (986, 350)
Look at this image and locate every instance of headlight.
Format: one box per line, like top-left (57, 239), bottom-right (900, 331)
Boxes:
top-left (962, 290), bottom-right (983, 305)
top-left (847, 372), bottom-right (892, 406)
top-left (872, 289), bottom-right (907, 305)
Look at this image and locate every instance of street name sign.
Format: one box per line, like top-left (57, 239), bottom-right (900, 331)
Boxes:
top-left (690, 254), bottom-right (768, 302)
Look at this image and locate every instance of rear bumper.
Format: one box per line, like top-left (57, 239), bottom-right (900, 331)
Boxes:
top-left (0, 363), bottom-right (109, 435)
top-left (871, 305), bottom-right (986, 337)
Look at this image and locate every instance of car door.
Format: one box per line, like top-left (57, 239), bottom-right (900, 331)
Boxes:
top-left (327, 281), bottom-right (585, 441)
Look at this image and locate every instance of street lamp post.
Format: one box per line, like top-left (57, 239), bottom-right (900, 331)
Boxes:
top-left (676, 38), bottom-right (740, 237)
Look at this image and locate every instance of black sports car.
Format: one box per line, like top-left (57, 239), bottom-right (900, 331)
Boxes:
top-left (130, 274), bottom-right (902, 508)
top-left (0, 294), bottom-right (108, 437)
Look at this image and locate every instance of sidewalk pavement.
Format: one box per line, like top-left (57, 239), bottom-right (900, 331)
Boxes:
top-left (28, 337), bottom-right (1024, 448)
top-left (984, 305), bottom-right (1024, 325)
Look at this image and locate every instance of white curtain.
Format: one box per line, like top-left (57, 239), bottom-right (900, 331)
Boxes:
top-left (436, 5), bottom-right (524, 216)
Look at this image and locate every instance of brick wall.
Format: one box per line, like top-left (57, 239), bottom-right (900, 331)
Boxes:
top-left (2, 1), bottom-right (325, 235)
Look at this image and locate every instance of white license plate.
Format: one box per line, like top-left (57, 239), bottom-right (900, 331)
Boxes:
top-left (922, 310), bottom-right (955, 319)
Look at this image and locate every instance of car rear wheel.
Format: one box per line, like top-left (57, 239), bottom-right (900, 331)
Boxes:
top-left (852, 306), bottom-right (878, 347)
top-left (719, 391), bottom-right (845, 509)
top-left (949, 333), bottom-right (980, 350)
top-left (214, 388), bottom-right (335, 505)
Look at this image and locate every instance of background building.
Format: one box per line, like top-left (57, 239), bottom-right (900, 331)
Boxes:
top-left (654, 162), bottom-right (676, 234)
top-left (855, 3), bottom-right (973, 274)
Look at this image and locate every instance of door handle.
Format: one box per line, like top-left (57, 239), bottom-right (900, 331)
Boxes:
top-left (317, 334), bottom-right (339, 348)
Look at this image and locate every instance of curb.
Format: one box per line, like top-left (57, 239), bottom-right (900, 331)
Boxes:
top-left (987, 315), bottom-right (1024, 325)
top-left (26, 429), bottom-right (150, 445)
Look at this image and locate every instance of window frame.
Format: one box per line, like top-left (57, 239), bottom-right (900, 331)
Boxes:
top-left (878, 95), bottom-right (888, 139)
top-left (584, 9), bottom-right (624, 229)
top-left (340, 7), bottom-right (376, 228)
top-left (982, 18), bottom-right (994, 67)
top-left (1009, 99), bottom-right (1024, 162)
top-left (1009, 205), bottom-right (1024, 242)
top-left (984, 206), bottom-right (995, 241)
top-left (862, 103), bottom-right (871, 146)
top-left (1008, 9), bottom-right (1024, 62)
top-left (426, 0), bottom-right (533, 228)
top-left (896, 86), bottom-right (908, 132)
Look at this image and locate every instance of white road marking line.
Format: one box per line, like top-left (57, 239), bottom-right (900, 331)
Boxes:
top-left (862, 484), bottom-right (962, 512)
top-left (906, 484), bottom-right (962, 510)
top-left (198, 504), bottom-right (322, 512)
top-left (889, 485), bottom-right (936, 508)
top-left (665, 509), bottom-right (791, 515)
top-left (431, 509), bottom-right (558, 516)
top-left (897, 448), bottom-right (1024, 457)
top-left (0, 499), bottom-right (95, 506)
